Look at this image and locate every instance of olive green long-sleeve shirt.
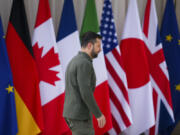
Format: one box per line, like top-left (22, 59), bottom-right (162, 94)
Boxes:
top-left (63, 52), bottom-right (102, 120)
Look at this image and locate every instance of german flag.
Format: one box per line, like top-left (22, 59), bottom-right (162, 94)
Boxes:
top-left (6, 0), bottom-right (44, 134)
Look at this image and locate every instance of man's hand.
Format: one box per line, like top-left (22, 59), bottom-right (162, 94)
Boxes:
top-left (97, 114), bottom-right (106, 128)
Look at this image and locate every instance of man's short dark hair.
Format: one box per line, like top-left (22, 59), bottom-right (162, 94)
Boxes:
top-left (80, 31), bottom-right (102, 48)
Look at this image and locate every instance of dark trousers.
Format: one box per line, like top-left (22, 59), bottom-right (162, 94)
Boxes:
top-left (65, 118), bottom-right (94, 135)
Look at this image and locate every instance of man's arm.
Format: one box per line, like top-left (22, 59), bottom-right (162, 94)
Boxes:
top-left (77, 60), bottom-right (106, 128)
top-left (77, 61), bottom-right (101, 118)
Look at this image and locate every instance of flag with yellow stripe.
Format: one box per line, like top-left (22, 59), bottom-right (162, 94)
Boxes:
top-left (6, 0), bottom-right (44, 134)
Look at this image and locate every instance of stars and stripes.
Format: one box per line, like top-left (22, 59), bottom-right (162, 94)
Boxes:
top-left (100, 0), bottom-right (132, 134)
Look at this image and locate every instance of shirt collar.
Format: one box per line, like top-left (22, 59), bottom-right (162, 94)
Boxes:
top-left (79, 51), bottom-right (92, 62)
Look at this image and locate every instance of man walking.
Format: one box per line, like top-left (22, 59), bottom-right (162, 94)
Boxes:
top-left (63, 31), bottom-right (106, 135)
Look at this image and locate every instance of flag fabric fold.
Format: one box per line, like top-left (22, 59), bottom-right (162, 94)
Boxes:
top-left (32, 0), bottom-right (66, 134)
top-left (5, 0), bottom-right (44, 134)
top-left (56, 0), bottom-right (81, 78)
top-left (142, 0), bottom-right (174, 135)
top-left (56, 0), bottom-right (81, 134)
top-left (80, 0), bottom-right (112, 134)
top-left (160, 0), bottom-right (180, 134)
top-left (0, 17), bottom-right (18, 135)
top-left (100, 0), bottom-right (132, 134)
top-left (120, 0), bottom-right (155, 134)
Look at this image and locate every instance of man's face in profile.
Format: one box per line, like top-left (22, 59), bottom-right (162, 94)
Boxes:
top-left (91, 38), bottom-right (101, 58)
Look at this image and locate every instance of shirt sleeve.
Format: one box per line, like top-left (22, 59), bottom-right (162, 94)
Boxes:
top-left (77, 61), bottom-right (102, 118)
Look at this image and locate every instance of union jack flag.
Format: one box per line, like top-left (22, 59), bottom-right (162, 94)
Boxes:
top-left (142, 0), bottom-right (174, 134)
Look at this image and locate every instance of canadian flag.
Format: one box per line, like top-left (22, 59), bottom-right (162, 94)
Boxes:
top-left (32, 0), bottom-right (68, 134)
top-left (120, 0), bottom-right (155, 134)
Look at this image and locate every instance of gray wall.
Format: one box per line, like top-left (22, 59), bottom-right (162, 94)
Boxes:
top-left (1, 0), bottom-right (179, 41)
top-left (0, 0), bottom-right (180, 134)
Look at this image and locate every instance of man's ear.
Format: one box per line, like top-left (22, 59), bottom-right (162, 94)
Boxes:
top-left (87, 42), bottom-right (93, 49)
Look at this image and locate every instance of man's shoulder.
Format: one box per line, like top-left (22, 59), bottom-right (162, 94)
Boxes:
top-left (73, 54), bottom-right (91, 65)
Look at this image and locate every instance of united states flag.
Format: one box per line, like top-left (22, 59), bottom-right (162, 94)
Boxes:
top-left (100, 0), bottom-right (132, 134)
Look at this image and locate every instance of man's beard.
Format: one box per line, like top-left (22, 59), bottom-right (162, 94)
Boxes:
top-left (91, 49), bottom-right (98, 58)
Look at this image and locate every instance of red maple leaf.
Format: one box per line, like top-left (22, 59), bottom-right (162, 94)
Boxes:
top-left (33, 43), bottom-right (60, 86)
